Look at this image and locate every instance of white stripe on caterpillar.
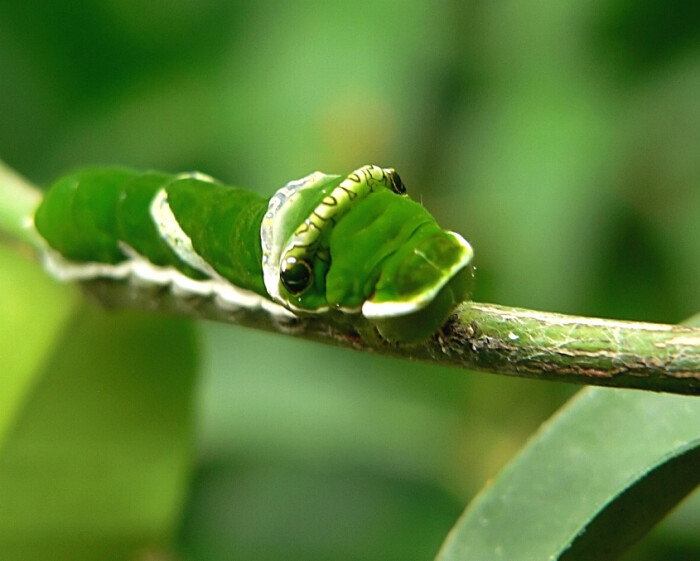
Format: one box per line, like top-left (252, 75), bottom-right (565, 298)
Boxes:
top-left (150, 188), bottom-right (219, 279)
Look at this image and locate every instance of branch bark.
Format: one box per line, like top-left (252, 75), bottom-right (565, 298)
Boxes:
top-left (84, 279), bottom-right (700, 395)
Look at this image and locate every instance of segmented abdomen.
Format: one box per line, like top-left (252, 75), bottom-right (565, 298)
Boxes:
top-left (34, 168), bottom-right (269, 296)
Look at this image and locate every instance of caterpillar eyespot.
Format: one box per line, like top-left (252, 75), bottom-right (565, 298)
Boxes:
top-left (281, 257), bottom-right (313, 295)
top-left (33, 164), bottom-right (474, 342)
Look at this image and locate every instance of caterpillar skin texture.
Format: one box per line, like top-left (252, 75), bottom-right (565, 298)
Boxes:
top-left (34, 165), bottom-right (474, 342)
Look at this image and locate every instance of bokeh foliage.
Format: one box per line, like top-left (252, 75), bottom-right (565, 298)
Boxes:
top-left (0, 1), bottom-right (698, 559)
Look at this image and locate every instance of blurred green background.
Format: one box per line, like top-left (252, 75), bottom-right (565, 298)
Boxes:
top-left (0, 1), bottom-right (698, 560)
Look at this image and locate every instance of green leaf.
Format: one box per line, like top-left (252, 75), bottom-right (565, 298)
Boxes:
top-left (435, 388), bottom-right (700, 561)
top-left (0, 244), bottom-right (78, 448)
top-left (0, 247), bottom-right (198, 560)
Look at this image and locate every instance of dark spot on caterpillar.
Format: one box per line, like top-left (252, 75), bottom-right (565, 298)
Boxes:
top-left (389, 170), bottom-right (406, 195)
top-left (281, 257), bottom-right (313, 295)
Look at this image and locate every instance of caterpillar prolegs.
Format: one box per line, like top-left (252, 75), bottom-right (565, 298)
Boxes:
top-left (33, 165), bottom-right (474, 342)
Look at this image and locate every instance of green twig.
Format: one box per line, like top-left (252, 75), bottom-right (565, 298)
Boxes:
top-left (0, 160), bottom-right (42, 248)
top-left (1, 160), bottom-right (699, 395)
top-left (448, 303), bottom-right (699, 394)
top-left (80, 282), bottom-right (700, 395)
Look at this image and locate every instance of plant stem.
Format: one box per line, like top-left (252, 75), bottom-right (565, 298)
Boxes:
top-left (0, 160), bottom-right (42, 247)
top-left (2, 161), bottom-right (699, 395)
top-left (446, 303), bottom-right (700, 394)
top-left (82, 280), bottom-right (700, 395)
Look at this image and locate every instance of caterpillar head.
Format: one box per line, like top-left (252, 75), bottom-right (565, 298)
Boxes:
top-left (261, 165), bottom-right (474, 341)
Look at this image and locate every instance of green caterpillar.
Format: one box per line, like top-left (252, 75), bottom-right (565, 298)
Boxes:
top-left (33, 165), bottom-right (474, 342)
